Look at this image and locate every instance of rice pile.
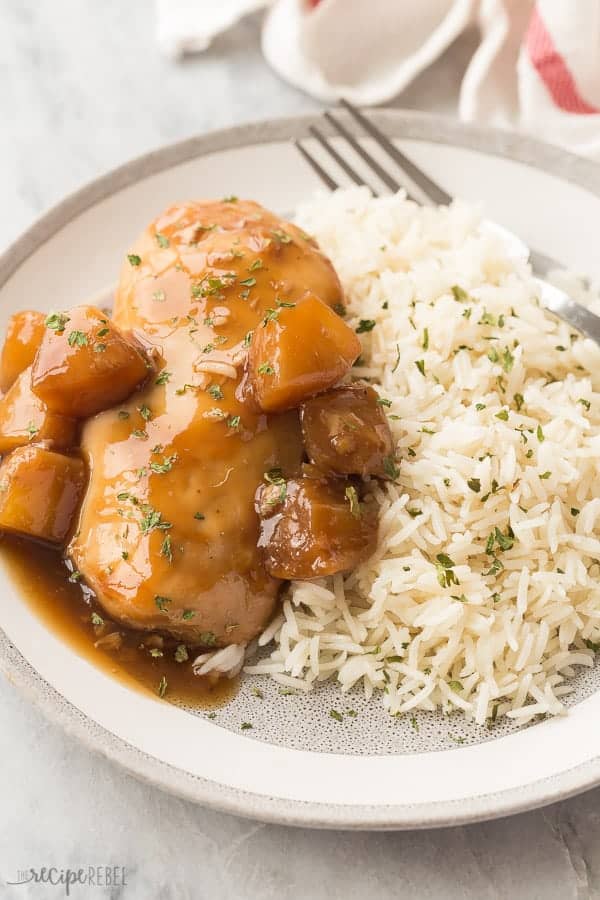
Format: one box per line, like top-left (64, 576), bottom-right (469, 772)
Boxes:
top-left (239, 188), bottom-right (600, 726)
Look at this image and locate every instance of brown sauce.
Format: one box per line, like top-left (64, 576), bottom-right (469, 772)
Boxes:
top-left (0, 535), bottom-right (237, 708)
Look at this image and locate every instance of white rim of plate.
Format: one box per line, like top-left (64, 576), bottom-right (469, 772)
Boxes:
top-left (1, 109), bottom-right (600, 830)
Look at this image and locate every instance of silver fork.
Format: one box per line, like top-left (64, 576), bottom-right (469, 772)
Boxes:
top-left (295, 100), bottom-right (600, 343)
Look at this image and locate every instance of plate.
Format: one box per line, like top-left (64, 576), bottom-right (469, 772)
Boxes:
top-left (2, 110), bottom-right (600, 830)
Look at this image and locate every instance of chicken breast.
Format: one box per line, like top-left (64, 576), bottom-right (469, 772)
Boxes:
top-left (69, 200), bottom-right (343, 645)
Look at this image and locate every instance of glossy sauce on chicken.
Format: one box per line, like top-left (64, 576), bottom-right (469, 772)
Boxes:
top-left (70, 201), bottom-right (345, 645)
top-left (0, 198), bottom-right (396, 701)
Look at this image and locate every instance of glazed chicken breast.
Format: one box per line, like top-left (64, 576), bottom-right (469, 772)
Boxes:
top-left (0, 199), bottom-right (394, 653)
top-left (68, 200), bottom-right (344, 645)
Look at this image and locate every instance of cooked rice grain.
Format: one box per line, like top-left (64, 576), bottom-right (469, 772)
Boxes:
top-left (247, 188), bottom-right (600, 726)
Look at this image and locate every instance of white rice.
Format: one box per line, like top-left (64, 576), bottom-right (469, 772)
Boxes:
top-left (243, 188), bottom-right (600, 726)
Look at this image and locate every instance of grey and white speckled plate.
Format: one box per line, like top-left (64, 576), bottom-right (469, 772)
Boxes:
top-left (2, 110), bottom-right (600, 830)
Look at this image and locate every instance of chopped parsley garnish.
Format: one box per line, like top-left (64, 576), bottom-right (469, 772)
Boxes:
top-left (67, 330), bottom-right (88, 347)
top-left (132, 429), bottom-right (148, 439)
top-left (155, 370), bottom-right (171, 385)
top-left (467, 478), bottom-right (481, 493)
top-left (271, 229), bottom-right (292, 244)
top-left (257, 362), bottom-right (275, 375)
top-left (495, 409), bottom-right (509, 421)
top-left (355, 319), bottom-right (376, 334)
top-left (207, 383), bottom-right (224, 401)
top-left (200, 631), bottom-right (217, 647)
top-left (539, 471), bottom-right (552, 479)
top-left (127, 254), bottom-right (141, 267)
top-left (193, 512), bottom-right (205, 521)
top-left (536, 424), bottom-right (545, 442)
top-left (160, 535), bottom-right (173, 563)
top-left (155, 232), bottom-right (169, 248)
top-left (377, 397), bottom-right (392, 407)
top-left (182, 609), bottom-right (195, 620)
top-left (118, 410), bottom-right (130, 420)
top-left (227, 415), bottom-right (241, 429)
top-left (488, 347), bottom-right (500, 364)
top-left (94, 342), bottom-right (106, 353)
top-left (329, 709), bottom-right (343, 723)
top-left (407, 508), bottom-right (421, 518)
top-left (571, 507), bottom-right (580, 517)
top-left (248, 258), bottom-right (263, 271)
top-left (578, 398), bottom-right (591, 411)
top-left (513, 393), bottom-right (524, 411)
top-left (383, 456), bottom-right (400, 480)
top-left (435, 553), bottom-right (458, 588)
top-left (150, 454), bottom-right (177, 474)
top-left (502, 347), bottom-right (514, 372)
top-left (240, 722), bottom-right (253, 730)
top-left (415, 359), bottom-right (426, 376)
top-left (138, 404), bottom-right (152, 421)
top-left (140, 505), bottom-right (171, 533)
top-left (422, 328), bottom-right (429, 350)
top-left (251, 686), bottom-right (263, 699)
top-left (45, 311), bottom-right (70, 332)
top-left (475, 403), bottom-right (486, 411)
top-left (239, 277), bottom-right (256, 288)
top-left (25, 421), bottom-right (39, 438)
top-left (391, 344), bottom-right (401, 373)
top-left (479, 310), bottom-right (497, 327)
top-left (264, 468), bottom-right (287, 504)
top-left (174, 644), bottom-right (188, 663)
top-left (451, 285), bottom-right (470, 302)
top-left (449, 681), bottom-right (463, 692)
top-left (584, 639), bottom-right (600, 653)
top-left (157, 676), bottom-right (168, 698)
top-left (223, 195), bottom-right (238, 203)
top-left (154, 595), bottom-right (171, 612)
top-left (483, 557), bottom-right (504, 577)
top-left (243, 331), bottom-right (253, 348)
top-left (121, 551), bottom-right (129, 560)
top-left (345, 485), bottom-right (361, 518)
top-left (333, 302), bottom-right (347, 316)
top-left (90, 612), bottom-right (104, 626)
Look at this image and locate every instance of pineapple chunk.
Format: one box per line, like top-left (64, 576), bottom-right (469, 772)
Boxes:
top-left (31, 305), bottom-right (150, 417)
top-left (0, 445), bottom-right (86, 544)
top-left (0, 368), bottom-right (77, 454)
top-left (247, 292), bottom-right (360, 412)
top-left (0, 310), bottom-right (46, 393)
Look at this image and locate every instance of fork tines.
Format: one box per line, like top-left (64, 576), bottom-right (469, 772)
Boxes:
top-left (296, 100), bottom-right (451, 206)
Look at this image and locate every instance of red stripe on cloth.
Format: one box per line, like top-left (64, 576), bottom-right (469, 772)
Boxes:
top-left (526, 5), bottom-right (600, 114)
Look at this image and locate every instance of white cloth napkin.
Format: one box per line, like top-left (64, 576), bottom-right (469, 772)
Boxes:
top-left (156, 0), bottom-right (600, 159)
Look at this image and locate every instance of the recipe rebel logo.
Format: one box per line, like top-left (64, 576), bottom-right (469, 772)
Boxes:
top-left (5, 866), bottom-right (128, 895)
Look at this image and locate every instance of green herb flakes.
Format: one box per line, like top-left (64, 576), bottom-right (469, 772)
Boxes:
top-left (67, 330), bottom-right (88, 347)
top-left (355, 319), bottom-right (376, 334)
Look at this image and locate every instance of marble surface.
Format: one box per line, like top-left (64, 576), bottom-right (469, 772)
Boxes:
top-left (1, 2), bottom-right (600, 898)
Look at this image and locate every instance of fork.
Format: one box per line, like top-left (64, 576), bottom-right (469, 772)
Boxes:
top-left (295, 100), bottom-right (600, 343)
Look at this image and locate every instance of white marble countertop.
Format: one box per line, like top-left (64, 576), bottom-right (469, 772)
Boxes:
top-left (1, 3), bottom-right (599, 898)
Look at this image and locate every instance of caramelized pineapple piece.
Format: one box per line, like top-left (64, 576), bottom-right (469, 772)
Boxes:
top-left (247, 293), bottom-right (360, 412)
top-left (31, 305), bottom-right (150, 418)
top-left (300, 384), bottom-right (395, 478)
top-left (0, 368), bottom-right (77, 454)
top-left (0, 310), bottom-right (46, 393)
top-left (0, 445), bottom-right (85, 544)
top-left (255, 474), bottom-right (376, 579)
